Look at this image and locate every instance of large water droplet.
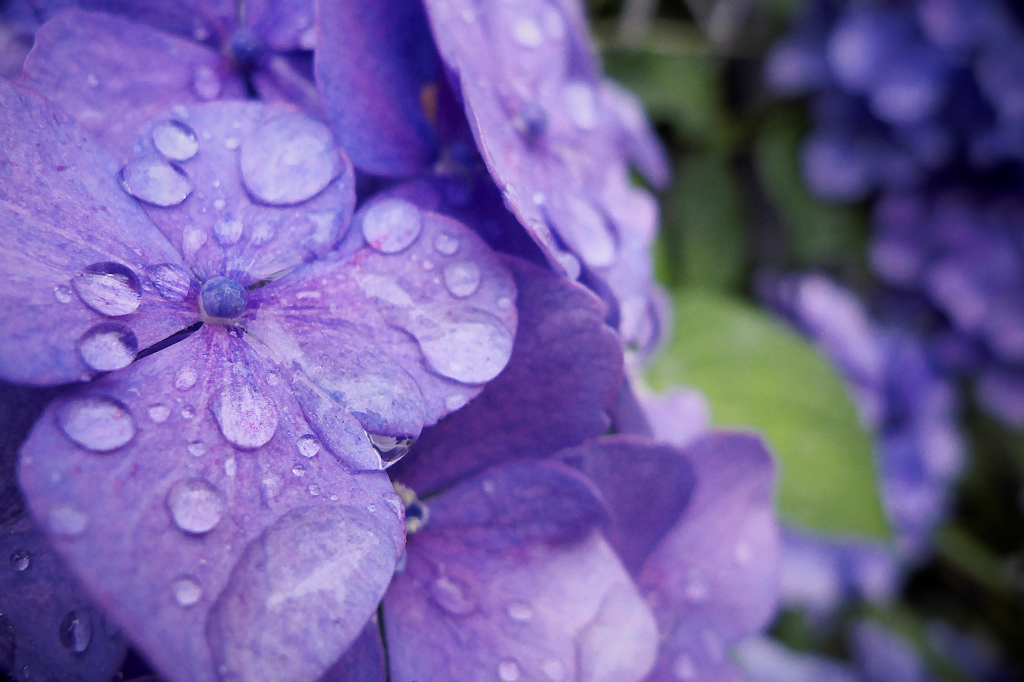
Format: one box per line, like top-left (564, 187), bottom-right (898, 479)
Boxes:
top-left (176, 365), bottom-right (199, 391)
top-left (193, 65), bottom-right (222, 101)
top-left (200, 277), bottom-right (248, 319)
top-left (148, 404), bottom-right (171, 423)
top-left (119, 156), bottom-right (194, 207)
top-left (443, 261), bottom-right (481, 298)
top-left (498, 659), bottom-right (521, 682)
top-left (214, 217), bottom-right (244, 246)
top-left (77, 322), bottom-right (138, 371)
top-left (507, 602), bottom-right (534, 622)
top-left (212, 383), bottom-right (279, 450)
top-left (414, 311), bottom-right (514, 384)
top-left (58, 610), bottom-right (92, 653)
top-left (48, 506), bottom-right (88, 537)
top-left (434, 233), bottom-right (460, 255)
top-left (152, 120), bottom-right (199, 161)
top-left (368, 433), bottom-right (415, 468)
top-left (240, 113), bottom-right (340, 205)
top-left (361, 199), bottom-right (423, 253)
top-left (166, 477), bottom-right (225, 534)
top-left (429, 576), bottom-right (476, 615)
top-left (563, 82), bottom-right (598, 130)
top-left (172, 575), bottom-right (203, 607)
top-left (296, 434), bottom-right (320, 458)
top-left (8, 549), bottom-right (29, 572)
top-left (72, 262), bottom-right (143, 317)
top-left (146, 263), bottom-right (191, 301)
top-left (56, 394), bottom-right (135, 452)
top-left (511, 17), bottom-right (544, 47)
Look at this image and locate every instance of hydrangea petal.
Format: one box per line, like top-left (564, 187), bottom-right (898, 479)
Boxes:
top-left (321, 620), bottom-right (388, 682)
top-left (384, 462), bottom-right (657, 682)
top-left (0, 79), bottom-right (199, 385)
top-left (639, 432), bottom-right (781, 682)
top-left (27, 0), bottom-right (236, 43)
top-left (22, 10), bottom-right (246, 158)
top-left (315, 0), bottom-right (439, 176)
top-left (245, 0), bottom-right (315, 51)
top-left (392, 257), bottom-right (621, 494)
top-left (18, 326), bottom-right (403, 682)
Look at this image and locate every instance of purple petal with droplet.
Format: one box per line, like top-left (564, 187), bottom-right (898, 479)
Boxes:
top-left (18, 326), bottom-right (403, 682)
top-left (27, 0), bottom-right (236, 43)
top-left (22, 10), bottom-right (245, 158)
top-left (320, 619), bottom-right (388, 682)
top-left (0, 79), bottom-right (198, 385)
top-left (315, 0), bottom-right (439, 176)
top-left (392, 257), bottom-right (621, 494)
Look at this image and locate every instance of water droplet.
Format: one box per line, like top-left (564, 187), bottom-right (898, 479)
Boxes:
top-left (532, 191), bottom-right (545, 205)
top-left (48, 506), bottom-right (88, 537)
top-left (146, 263), bottom-right (191, 301)
top-left (146, 404), bottom-right (170, 423)
top-left (507, 602), bottom-right (533, 622)
top-left (299, 25), bottom-right (317, 49)
top-left (224, 136), bottom-right (240, 151)
top-left (8, 549), bottom-right (29, 572)
top-left (563, 82), bottom-right (597, 130)
top-left (166, 477), bottom-right (225, 534)
top-left (296, 434), bottom-right (320, 458)
top-left (56, 394), bottom-right (135, 452)
top-left (422, 259), bottom-right (434, 271)
top-left (77, 322), bottom-right (138, 371)
top-left (119, 156), bottom-right (194, 207)
top-left (734, 540), bottom-right (753, 566)
top-left (187, 441), bottom-right (206, 457)
top-left (225, 458), bottom-right (237, 477)
top-left (433, 233), bottom-right (460, 255)
top-left (413, 310), bottom-right (514, 384)
top-left (291, 463), bottom-right (306, 477)
top-left (542, 659), bottom-right (565, 681)
top-left (514, 102), bottom-right (548, 143)
top-left (53, 284), bottom-right (72, 303)
top-left (498, 659), bottom-right (521, 682)
top-left (429, 576), bottom-right (476, 615)
top-left (172, 575), bottom-right (202, 607)
top-left (193, 65), bottom-right (222, 101)
top-left (511, 17), bottom-right (543, 47)
top-left (497, 296), bottom-right (513, 309)
top-left (443, 261), bottom-right (481, 298)
top-left (361, 199), bottom-right (423, 253)
top-left (176, 366), bottom-right (199, 391)
top-left (240, 113), bottom-right (340, 205)
top-left (214, 217), bottom-right (244, 246)
top-left (200, 277), bottom-right (248, 319)
top-left (308, 483), bottom-right (320, 496)
top-left (212, 198), bottom-right (227, 211)
top-left (152, 120), bottom-right (199, 161)
top-left (58, 610), bottom-right (92, 653)
top-left (181, 405), bottom-right (196, 419)
top-left (72, 262), bottom-right (143, 317)
top-left (672, 654), bottom-right (695, 680)
top-left (212, 383), bottom-right (278, 449)
top-left (368, 433), bottom-right (415, 468)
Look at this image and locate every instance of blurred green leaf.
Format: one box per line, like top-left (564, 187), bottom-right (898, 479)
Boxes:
top-left (662, 152), bottom-right (747, 291)
top-left (754, 111), bottom-right (866, 264)
top-left (647, 290), bottom-right (890, 539)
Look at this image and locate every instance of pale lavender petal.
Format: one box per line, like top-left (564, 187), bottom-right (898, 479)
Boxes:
top-left (600, 79), bottom-right (670, 188)
top-left (315, 0), bottom-right (439, 176)
top-left (384, 462), bottom-right (658, 682)
top-left (22, 10), bottom-right (246, 159)
top-left (735, 638), bottom-right (860, 682)
top-left (0, 79), bottom-right (198, 385)
top-left (18, 325), bottom-right (403, 682)
top-left (320, 620), bottom-right (387, 682)
top-left (392, 257), bottom-right (621, 494)
top-left (27, 0), bottom-right (236, 42)
top-left (639, 385), bottom-right (712, 448)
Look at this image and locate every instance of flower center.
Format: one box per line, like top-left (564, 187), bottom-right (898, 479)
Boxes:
top-left (200, 277), bottom-right (248, 320)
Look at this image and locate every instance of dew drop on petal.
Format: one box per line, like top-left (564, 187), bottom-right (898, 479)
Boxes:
top-left (542, 659), bottom-right (566, 682)
top-left (187, 441), bottom-right (207, 457)
top-left (240, 114), bottom-right (340, 205)
top-left (212, 383), bottom-right (279, 450)
top-left (176, 365), bottom-right (199, 391)
top-left (166, 478), bottom-right (225, 534)
top-left (498, 659), bottom-right (521, 682)
top-left (193, 65), bottom-right (222, 101)
top-left (507, 602), bottom-right (533, 622)
top-left (308, 483), bottom-right (320, 496)
top-left (152, 120), bottom-right (199, 161)
top-left (72, 262), bottom-right (143, 317)
top-left (119, 156), bottom-right (194, 207)
top-left (433, 232), bottom-right (460, 255)
top-left (53, 284), bottom-right (72, 303)
top-left (367, 433), bottom-right (415, 468)
top-left (148, 404), bottom-right (171, 423)
top-left (214, 217), bottom-right (244, 246)
top-left (291, 462), bottom-right (306, 477)
top-left (48, 505), bottom-right (88, 537)
top-left (443, 261), bottom-right (481, 298)
top-left (183, 227), bottom-right (208, 258)
top-left (429, 576), bottom-right (476, 615)
top-left (563, 81), bottom-right (598, 130)
top-left (146, 263), bottom-right (192, 301)
top-left (497, 296), bottom-right (513, 309)
top-left (296, 434), bottom-right (320, 458)
top-left (58, 610), bottom-right (92, 653)
top-left (224, 136), bottom-right (240, 151)
top-left (56, 395), bottom-right (135, 452)
top-left (181, 405), bottom-right (196, 419)
top-left (172, 575), bottom-right (203, 607)
top-left (77, 322), bottom-right (138, 371)
top-left (361, 198), bottom-right (423, 253)
top-left (511, 17), bottom-right (544, 47)
top-left (414, 311), bottom-right (514, 384)
top-left (8, 550), bottom-right (29, 572)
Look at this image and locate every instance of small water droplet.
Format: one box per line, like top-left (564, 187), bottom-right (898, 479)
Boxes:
top-left (444, 394), bottom-right (466, 411)
top-left (193, 65), bottom-right (222, 101)
top-left (672, 654), bottom-right (695, 680)
top-left (224, 135), bottom-right (241, 151)
top-left (212, 198), bottom-right (226, 211)
top-left (224, 458), bottom-right (237, 477)
top-left (166, 478), bottom-right (225, 534)
top-left (433, 233), bottom-right (460, 255)
top-left (56, 394), bottom-right (135, 452)
top-left (498, 659), bottom-right (521, 682)
top-left (240, 113), bottom-right (340, 205)
top-left (58, 610), bottom-right (92, 653)
top-left (180, 405), bottom-right (196, 419)
top-left (563, 81), bottom-right (597, 130)
top-left (48, 506), bottom-right (88, 537)
top-left (175, 366), bottom-right (199, 391)
top-left (146, 404), bottom-right (171, 423)
top-left (152, 120), bottom-right (199, 161)
top-left (291, 462), bottom-right (306, 477)
top-left (308, 483), bottom-right (320, 496)
top-left (507, 602), bottom-right (533, 622)
top-left (8, 549), bottom-right (29, 572)
top-left (511, 17), bottom-right (544, 47)
top-left (187, 441), bottom-right (206, 457)
top-left (443, 261), bottom-right (481, 298)
top-left (366, 503), bottom-right (377, 512)
top-left (422, 259), bottom-right (434, 271)
top-left (212, 383), bottom-right (279, 449)
top-left (368, 433), bottom-right (415, 468)
top-left (297, 434), bottom-right (320, 458)
top-left (429, 576), bottom-right (476, 615)
top-left (171, 575), bottom-right (202, 607)
top-left (214, 217), bottom-right (244, 246)
top-left (119, 156), bottom-right (194, 207)
top-left (361, 199), bottom-right (423, 253)
top-left (542, 659), bottom-right (565, 681)
top-left (72, 262), bottom-right (143, 317)
top-left (78, 324), bottom-right (138, 375)
top-left (482, 479), bottom-right (496, 494)
top-left (146, 263), bottom-right (191, 301)
top-left (53, 284), bottom-right (72, 303)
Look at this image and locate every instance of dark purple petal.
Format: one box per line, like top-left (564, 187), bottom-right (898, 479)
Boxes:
top-left (245, 0), bottom-right (315, 51)
top-left (557, 436), bottom-right (696, 576)
top-left (18, 326), bottom-right (404, 682)
top-left (384, 462), bottom-right (657, 682)
top-left (315, 0), bottom-right (439, 176)
top-left (1, 515), bottom-right (129, 682)
top-left (27, 0), bottom-right (236, 42)
top-left (391, 256), bottom-right (621, 495)
top-left (22, 10), bottom-right (246, 158)
top-left (638, 432), bottom-right (781, 682)
top-left (0, 79), bottom-right (198, 385)
top-left (320, 619), bottom-right (387, 682)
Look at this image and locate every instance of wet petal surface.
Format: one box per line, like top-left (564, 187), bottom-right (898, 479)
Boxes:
top-left (28, 0), bottom-right (237, 43)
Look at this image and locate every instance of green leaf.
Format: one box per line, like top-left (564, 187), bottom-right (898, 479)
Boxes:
top-left (647, 291), bottom-right (890, 539)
